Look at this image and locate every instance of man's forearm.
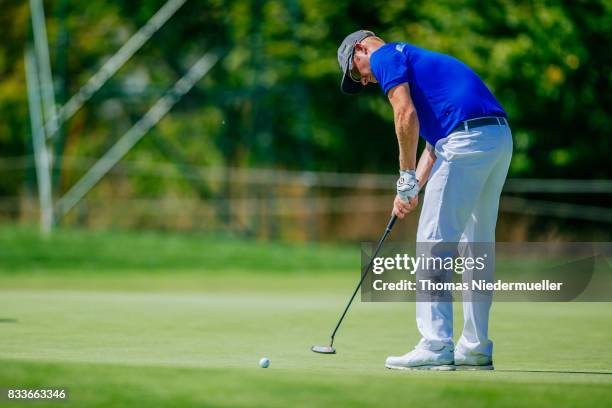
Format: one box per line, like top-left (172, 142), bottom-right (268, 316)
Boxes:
top-left (416, 143), bottom-right (437, 188)
top-left (395, 108), bottom-right (419, 170)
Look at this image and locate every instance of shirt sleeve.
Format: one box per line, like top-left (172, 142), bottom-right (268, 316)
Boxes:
top-left (371, 46), bottom-right (410, 95)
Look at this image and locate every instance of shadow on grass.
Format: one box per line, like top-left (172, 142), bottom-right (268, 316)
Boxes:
top-left (497, 369), bottom-right (612, 375)
top-left (0, 318), bottom-right (18, 323)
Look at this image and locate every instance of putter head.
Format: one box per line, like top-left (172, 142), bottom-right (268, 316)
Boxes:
top-left (311, 345), bottom-right (336, 354)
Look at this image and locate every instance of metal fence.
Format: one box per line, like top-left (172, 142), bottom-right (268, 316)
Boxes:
top-left (1, 156), bottom-right (611, 241)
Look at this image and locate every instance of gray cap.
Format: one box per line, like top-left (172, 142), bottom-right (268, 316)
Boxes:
top-left (337, 30), bottom-right (375, 94)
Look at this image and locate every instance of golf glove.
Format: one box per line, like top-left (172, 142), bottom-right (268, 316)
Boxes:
top-left (396, 170), bottom-right (419, 202)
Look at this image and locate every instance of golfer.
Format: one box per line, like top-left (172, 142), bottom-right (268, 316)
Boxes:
top-left (337, 30), bottom-right (512, 370)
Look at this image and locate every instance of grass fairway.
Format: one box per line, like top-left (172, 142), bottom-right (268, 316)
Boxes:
top-left (1, 226), bottom-right (611, 407)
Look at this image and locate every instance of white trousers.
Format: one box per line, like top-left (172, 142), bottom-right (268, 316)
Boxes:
top-left (415, 119), bottom-right (512, 358)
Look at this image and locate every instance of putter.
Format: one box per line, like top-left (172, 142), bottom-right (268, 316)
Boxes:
top-left (312, 214), bottom-right (398, 354)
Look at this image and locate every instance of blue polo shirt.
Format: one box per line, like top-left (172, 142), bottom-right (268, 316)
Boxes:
top-left (370, 42), bottom-right (507, 146)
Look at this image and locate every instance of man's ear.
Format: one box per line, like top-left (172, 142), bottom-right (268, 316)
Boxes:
top-left (354, 43), bottom-right (366, 56)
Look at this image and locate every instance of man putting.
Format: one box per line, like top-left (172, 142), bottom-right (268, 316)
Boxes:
top-left (337, 30), bottom-right (512, 370)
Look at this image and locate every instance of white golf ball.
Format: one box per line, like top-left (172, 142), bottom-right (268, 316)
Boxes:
top-left (259, 357), bottom-right (270, 368)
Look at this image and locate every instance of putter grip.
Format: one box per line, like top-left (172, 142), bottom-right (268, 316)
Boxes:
top-left (387, 214), bottom-right (398, 232)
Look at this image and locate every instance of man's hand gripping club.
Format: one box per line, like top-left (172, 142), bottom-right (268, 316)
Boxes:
top-left (387, 83), bottom-right (423, 219)
top-left (394, 169), bottom-right (419, 219)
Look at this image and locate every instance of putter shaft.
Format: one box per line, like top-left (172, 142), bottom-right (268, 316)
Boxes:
top-left (328, 214), bottom-right (397, 347)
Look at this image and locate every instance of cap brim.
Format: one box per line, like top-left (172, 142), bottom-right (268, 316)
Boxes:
top-left (340, 72), bottom-right (364, 94)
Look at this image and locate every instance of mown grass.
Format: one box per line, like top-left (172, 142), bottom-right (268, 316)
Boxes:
top-left (0, 225), bottom-right (611, 407)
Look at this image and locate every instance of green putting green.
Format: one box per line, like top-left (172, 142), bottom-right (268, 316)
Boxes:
top-left (0, 226), bottom-right (611, 407)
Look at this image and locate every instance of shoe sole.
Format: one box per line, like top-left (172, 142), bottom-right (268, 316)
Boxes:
top-left (386, 364), bottom-right (455, 371)
top-left (454, 364), bottom-right (494, 371)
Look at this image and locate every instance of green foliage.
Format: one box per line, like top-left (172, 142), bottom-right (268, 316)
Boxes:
top-left (0, 0), bottom-right (610, 199)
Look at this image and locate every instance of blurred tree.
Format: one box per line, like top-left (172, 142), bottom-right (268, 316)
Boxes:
top-left (0, 0), bottom-right (610, 204)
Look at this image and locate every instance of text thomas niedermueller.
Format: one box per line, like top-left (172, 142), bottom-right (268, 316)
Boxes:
top-left (372, 279), bottom-right (564, 292)
top-left (370, 254), bottom-right (564, 292)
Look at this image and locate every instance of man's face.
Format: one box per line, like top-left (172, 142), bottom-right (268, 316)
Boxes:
top-left (351, 43), bottom-right (377, 86)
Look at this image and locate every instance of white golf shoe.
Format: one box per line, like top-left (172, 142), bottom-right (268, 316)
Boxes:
top-left (385, 345), bottom-right (455, 371)
top-left (454, 351), bottom-right (494, 370)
